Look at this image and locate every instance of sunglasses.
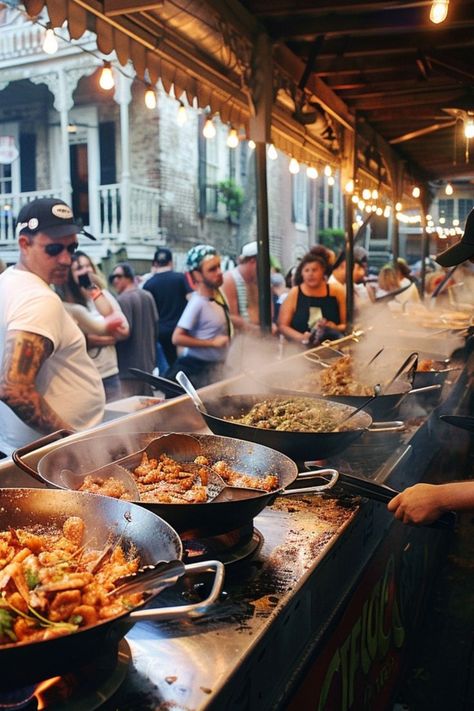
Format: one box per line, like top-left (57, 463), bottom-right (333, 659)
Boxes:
top-left (44, 241), bottom-right (79, 257)
top-left (110, 273), bottom-right (125, 281)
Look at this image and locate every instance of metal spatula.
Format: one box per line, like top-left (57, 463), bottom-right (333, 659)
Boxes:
top-left (439, 414), bottom-right (474, 432)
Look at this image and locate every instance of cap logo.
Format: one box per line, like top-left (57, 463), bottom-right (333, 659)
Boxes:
top-left (28, 218), bottom-right (39, 230)
top-left (52, 204), bottom-right (73, 219)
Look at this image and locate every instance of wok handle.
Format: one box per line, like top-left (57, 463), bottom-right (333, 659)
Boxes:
top-left (368, 421), bottom-right (405, 433)
top-left (279, 468), bottom-right (340, 496)
top-left (408, 384), bottom-right (442, 395)
top-left (128, 560), bottom-right (225, 621)
top-left (12, 429), bottom-right (74, 483)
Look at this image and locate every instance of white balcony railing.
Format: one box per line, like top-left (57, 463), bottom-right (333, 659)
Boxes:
top-left (0, 189), bottom-right (58, 245)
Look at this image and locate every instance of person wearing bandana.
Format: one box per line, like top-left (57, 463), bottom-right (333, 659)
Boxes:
top-left (165, 244), bottom-right (232, 388)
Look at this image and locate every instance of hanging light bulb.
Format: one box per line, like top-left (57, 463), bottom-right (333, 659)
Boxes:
top-left (362, 188), bottom-right (371, 200)
top-left (383, 206), bottom-right (391, 218)
top-left (430, 0), bottom-right (449, 24)
top-left (464, 118), bottom-right (474, 139)
top-left (177, 102), bottom-right (187, 126)
top-left (371, 189), bottom-right (379, 200)
top-left (358, 200), bottom-right (365, 210)
top-left (376, 207), bottom-right (383, 216)
top-left (328, 175), bottom-right (335, 186)
top-left (307, 166), bottom-right (318, 180)
top-left (439, 216), bottom-right (446, 224)
top-left (227, 128), bottom-right (239, 149)
top-left (267, 144), bottom-right (278, 160)
top-left (289, 158), bottom-right (300, 174)
top-left (453, 218), bottom-right (459, 226)
top-left (144, 85), bottom-right (157, 110)
top-left (345, 179), bottom-right (354, 194)
top-left (324, 164), bottom-right (332, 177)
top-left (445, 182), bottom-right (453, 196)
top-left (42, 25), bottom-right (58, 54)
top-left (412, 186), bottom-right (420, 198)
top-left (202, 117), bottom-right (216, 139)
top-left (351, 194), bottom-right (359, 204)
top-left (248, 139), bottom-right (256, 150)
top-left (395, 201), bottom-right (402, 211)
top-left (99, 61), bottom-right (114, 90)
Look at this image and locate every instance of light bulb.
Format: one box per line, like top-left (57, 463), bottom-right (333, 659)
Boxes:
top-left (177, 102), bottom-right (187, 126)
top-left (248, 140), bottom-right (256, 150)
top-left (365, 205), bottom-right (372, 214)
top-left (453, 219), bottom-right (459, 226)
top-left (289, 158), bottom-right (300, 174)
top-left (328, 175), bottom-right (335, 186)
top-left (203, 117), bottom-right (216, 139)
top-left (445, 182), bottom-right (453, 195)
top-left (324, 164), bottom-right (332, 177)
top-left (144, 87), bottom-right (157, 109)
top-left (430, 0), bottom-right (449, 24)
top-left (371, 204), bottom-right (377, 212)
top-left (376, 207), bottom-right (383, 216)
top-left (267, 144), bottom-right (278, 160)
top-left (362, 188), bottom-right (371, 200)
top-left (439, 216), bottom-right (446, 224)
top-left (464, 119), bottom-right (474, 139)
top-left (358, 200), bottom-right (365, 210)
top-left (412, 186), bottom-right (420, 198)
top-left (383, 206), bottom-right (391, 218)
top-left (227, 128), bottom-right (239, 149)
top-left (307, 166), bottom-right (318, 179)
top-left (345, 179), bottom-right (354, 194)
top-left (371, 189), bottom-right (378, 199)
top-left (99, 62), bottom-right (114, 90)
top-left (395, 202), bottom-right (402, 211)
top-left (426, 214), bottom-right (432, 221)
top-left (42, 27), bottom-right (58, 55)
top-left (351, 194), bottom-right (359, 203)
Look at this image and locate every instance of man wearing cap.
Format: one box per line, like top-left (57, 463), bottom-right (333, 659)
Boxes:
top-left (0, 197), bottom-right (105, 456)
top-left (222, 241), bottom-right (259, 330)
top-left (143, 247), bottom-right (192, 369)
top-left (388, 209), bottom-right (474, 525)
top-left (165, 245), bottom-right (231, 388)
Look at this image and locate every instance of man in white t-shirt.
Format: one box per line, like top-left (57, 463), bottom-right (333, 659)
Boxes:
top-left (0, 197), bottom-right (105, 456)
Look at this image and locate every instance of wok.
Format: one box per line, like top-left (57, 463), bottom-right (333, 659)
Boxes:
top-left (13, 432), bottom-right (337, 536)
top-left (0, 488), bottom-right (224, 689)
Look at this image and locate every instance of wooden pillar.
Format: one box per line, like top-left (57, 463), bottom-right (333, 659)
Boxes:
top-left (116, 72), bottom-right (132, 243)
top-left (255, 142), bottom-right (272, 332)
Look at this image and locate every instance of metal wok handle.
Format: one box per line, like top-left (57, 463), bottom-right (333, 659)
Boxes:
top-left (368, 421), bottom-right (406, 433)
top-left (407, 384), bottom-right (442, 395)
top-left (12, 429), bottom-right (74, 483)
top-left (129, 560), bottom-right (225, 621)
top-left (278, 468), bottom-right (340, 496)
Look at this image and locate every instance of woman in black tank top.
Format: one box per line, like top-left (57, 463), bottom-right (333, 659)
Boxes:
top-left (278, 250), bottom-right (346, 345)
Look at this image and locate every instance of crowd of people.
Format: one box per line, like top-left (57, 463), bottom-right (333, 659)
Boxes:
top-left (0, 195), bottom-right (473, 527)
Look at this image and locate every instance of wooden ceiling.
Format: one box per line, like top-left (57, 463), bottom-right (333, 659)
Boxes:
top-left (241, 0), bottom-right (474, 183)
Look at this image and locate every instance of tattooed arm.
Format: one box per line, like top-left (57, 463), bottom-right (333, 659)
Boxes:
top-left (0, 330), bottom-right (72, 434)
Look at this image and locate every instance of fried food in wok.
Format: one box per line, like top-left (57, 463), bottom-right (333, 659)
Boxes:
top-left (318, 356), bottom-right (373, 396)
top-left (0, 517), bottom-right (141, 647)
top-left (226, 397), bottom-right (361, 432)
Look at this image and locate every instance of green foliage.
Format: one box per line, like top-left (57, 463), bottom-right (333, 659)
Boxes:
top-left (318, 228), bottom-right (345, 252)
top-left (217, 179), bottom-right (245, 220)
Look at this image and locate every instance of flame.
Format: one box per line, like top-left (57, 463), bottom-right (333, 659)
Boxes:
top-left (34, 676), bottom-right (61, 710)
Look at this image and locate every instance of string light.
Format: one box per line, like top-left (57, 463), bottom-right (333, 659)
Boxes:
top-left (362, 188), bottom-right (371, 200)
top-left (99, 61), bottom-right (114, 90)
top-left (430, 0), bottom-right (449, 24)
top-left (202, 117), bottom-right (216, 139)
top-left (289, 158), bottom-right (300, 174)
top-left (395, 202), bottom-right (402, 211)
top-left (176, 101), bottom-right (187, 126)
top-left (144, 85), bottom-right (157, 109)
top-left (464, 118), bottom-right (474, 139)
top-left (307, 166), bottom-right (318, 179)
top-left (412, 186), bottom-right (420, 198)
top-left (371, 189), bottom-right (378, 200)
top-left (344, 179), bottom-right (354, 194)
top-left (248, 140), bottom-right (256, 150)
top-left (324, 165), bottom-right (332, 177)
top-left (445, 182), bottom-right (453, 195)
top-left (351, 194), bottom-right (359, 204)
top-left (328, 175), bottom-right (335, 186)
top-left (227, 127), bottom-right (239, 149)
top-left (42, 24), bottom-right (58, 55)
top-left (267, 144), bottom-right (278, 160)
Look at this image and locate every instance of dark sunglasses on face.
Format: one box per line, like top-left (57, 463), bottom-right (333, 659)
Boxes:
top-left (44, 241), bottom-right (79, 257)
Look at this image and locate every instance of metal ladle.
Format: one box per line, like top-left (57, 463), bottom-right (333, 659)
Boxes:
top-left (332, 385), bottom-right (381, 432)
top-left (60, 461), bottom-right (141, 500)
top-left (176, 371), bottom-right (208, 413)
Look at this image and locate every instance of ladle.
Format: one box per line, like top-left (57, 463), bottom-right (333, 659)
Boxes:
top-left (60, 462), bottom-right (141, 500)
top-left (176, 371), bottom-right (208, 412)
top-left (332, 385), bottom-right (381, 432)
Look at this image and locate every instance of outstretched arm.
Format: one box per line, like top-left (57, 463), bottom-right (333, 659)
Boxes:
top-left (0, 330), bottom-right (71, 433)
top-left (387, 481), bottom-right (474, 524)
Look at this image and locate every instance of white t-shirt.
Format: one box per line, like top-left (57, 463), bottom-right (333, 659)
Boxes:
top-left (0, 267), bottom-right (105, 454)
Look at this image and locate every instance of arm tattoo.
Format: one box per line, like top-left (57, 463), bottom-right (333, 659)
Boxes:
top-left (0, 331), bottom-right (71, 433)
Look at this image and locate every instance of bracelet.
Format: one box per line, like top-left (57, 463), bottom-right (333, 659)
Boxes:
top-left (91, 289), bottom-right (103, 301)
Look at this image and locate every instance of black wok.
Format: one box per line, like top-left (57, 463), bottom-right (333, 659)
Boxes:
top-left (13, 432), bottom-right (334, 536)
top-left (0, 488), bottom-right (223, 689)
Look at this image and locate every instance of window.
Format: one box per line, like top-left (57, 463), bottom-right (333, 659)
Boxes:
top-left (0, 163), bottom-right (12, 195)
top-left (458, 199), bottom-right (474, 223)
top-left (438, 199), bottom-right (454, 221)
top-left (317, 177), bottom-right (336, 230)
top-left (292, 171), bottom-right (308, 228)
top-left (197, 114), bottom-right (219, 215)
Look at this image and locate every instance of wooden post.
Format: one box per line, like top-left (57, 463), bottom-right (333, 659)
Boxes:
top-left (255, 141), bottom-right (272, 332)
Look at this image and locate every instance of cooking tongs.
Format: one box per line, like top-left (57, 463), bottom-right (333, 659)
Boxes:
top-left (302, 464), bottom-right (456, 530)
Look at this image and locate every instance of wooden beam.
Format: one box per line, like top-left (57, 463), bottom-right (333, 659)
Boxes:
top-left (103, 0), bottom-right (163, 16)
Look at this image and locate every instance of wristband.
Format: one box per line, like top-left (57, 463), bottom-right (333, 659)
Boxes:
top-left (91, 289), bottom-right (103, 301)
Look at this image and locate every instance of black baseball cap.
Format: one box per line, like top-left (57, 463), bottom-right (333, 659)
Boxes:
top-left (436, 208), bottom-right (474, 267)
top-left (16, 198), bottom-right (96, 240)
top-left (153, 247), bottom-right (172, 265)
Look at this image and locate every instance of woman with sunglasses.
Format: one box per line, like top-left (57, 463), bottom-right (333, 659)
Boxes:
top-left (62, 251), bottom-right (129, 402)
